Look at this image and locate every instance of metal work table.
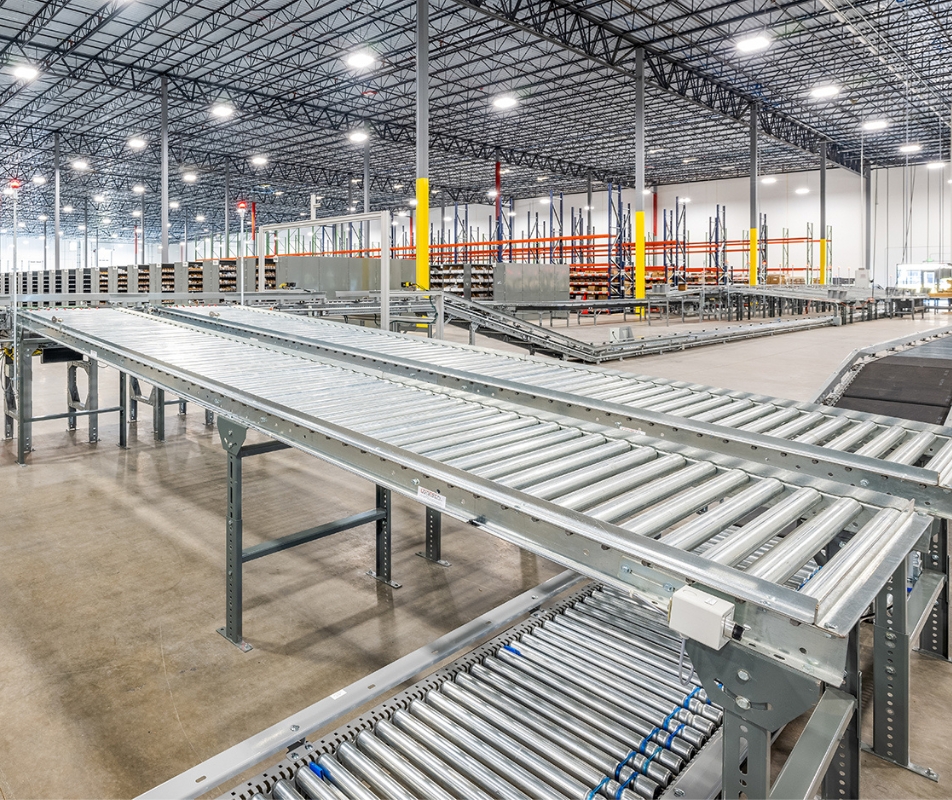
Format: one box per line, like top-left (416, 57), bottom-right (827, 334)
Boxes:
top-left (13, 306), bottom-right (949, 799)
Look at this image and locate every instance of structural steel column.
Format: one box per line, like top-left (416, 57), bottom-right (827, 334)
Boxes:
top-left (160, 75), bottom-right (169, 264)
top-left (634, 48), bottom-right (646, 300)
top-left (495, 159), bottom-right (503, 262)
top-left (586, 172), bottom-right (593, 234)
top-left (54, 132), bottom-right (61, 271)
top-left (749, 102), bottom-right (758, 286)
top-left (415, 0), bottom-right (430, 289)
top-left (363, 139), bottom-right (370, 254)
top-left (864, 164), bottom-right (872, 275)
top-left (224, 159), bottom-right (231, 259)
top-left (819, 141), bottom-right (828, 285)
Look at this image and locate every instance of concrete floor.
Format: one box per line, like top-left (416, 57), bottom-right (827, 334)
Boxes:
top-left (1, 310), bottom-right (951, 799)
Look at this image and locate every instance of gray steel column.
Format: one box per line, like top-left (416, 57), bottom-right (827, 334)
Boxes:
top-left (415, 0), bottom-right (429, 288)
top-left (363, 142), bottom-right (370, 214)
top-left (54, 132), bottom-right (61, 270)
top-left (83, 199), bottom-right (87, 269)
top-left (749, 102), bottom-right (758, 285)
top-left (634, 48), bottom-right (645, 299)
top-left (160, 75), bottom-right (169, 263)
top-left (865, 164), bottom-right (872, 274)
top-left (224, 159), bottom-right (231, 259)
top-left (820, 141), bottom-right (828, 284)
top-left (586, 172), bottom-right (592, 234)
top-left (140, 194), bottom-right (146, 264)
top-left (364, 139), bottom-right (370, 253)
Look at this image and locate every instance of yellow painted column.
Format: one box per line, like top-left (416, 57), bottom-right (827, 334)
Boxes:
top-left (635, 210), bottom-right (646, 299)
top-left (748, 227), bottom-right (758, 285)
top-left (415, 177), bottom-right (430, 289)
top-left (819, 238), bottom-right (827, 285)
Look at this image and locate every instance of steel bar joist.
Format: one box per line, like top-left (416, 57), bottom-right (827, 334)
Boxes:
top-left (453, 0), bottom-right (859, 173)
top-left (16, 307), bottom-right (933, 678)
top-left (156, 306), bottom-right (952, 520)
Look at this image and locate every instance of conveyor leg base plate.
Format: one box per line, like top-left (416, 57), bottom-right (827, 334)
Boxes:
top-left (415, 552), bottom-right (451, 567)
top-left (217, 627), bottom-right (253, 652)
top-left (366, 571), bottom-right (401, 589)
top-left (862, 745), bottom-right (938, 782)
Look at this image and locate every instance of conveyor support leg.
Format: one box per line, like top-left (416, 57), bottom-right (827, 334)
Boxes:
top-left (217, 419), bottom-right (253, 652)
top-left (368, 485), bottom-right (401, 588)
top-left (722, 712), bottom-right (771, 799)
top-left (918, 520), bottom-right (950, 662)
top-left (866, 560), bottom-right (939, 781)
top-left (16, 336), bottom-right (32, 464)
top-left (154, 388), bottom-right (165, 441)
top-left (118, 371), bottom-right (127, 448)
top-left (822, 626), bottom-right (861, 798)
top-left (688, 640), bottom-right (822, 800)
top-left (417, 508), bottom-right (450, 567)
top-left (66, 358), bottom-right (99, 442)
top-left (3, 352), bottom-right (14, 440)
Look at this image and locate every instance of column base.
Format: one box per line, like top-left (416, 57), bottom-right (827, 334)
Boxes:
top-left (216, 627), bottom-right (253, 653)
top-left (862, 745), bottom-right (938, 782)
top-left (415, 552), bottom-right (451, 567)
top-left (366, 570), bottom-right (401, 589)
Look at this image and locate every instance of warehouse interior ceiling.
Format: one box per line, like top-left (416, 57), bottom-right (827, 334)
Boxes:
top-left (0, 0), bottom-right (948, 238)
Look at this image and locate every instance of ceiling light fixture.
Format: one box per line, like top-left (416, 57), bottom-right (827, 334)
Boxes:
top-left (251, 155), bottom-right (268, 166)
top-left (795, 187), bottom-right (810, 195)
top-left (211, 103), bottom-right (234, 118)
top-left (132, 185), bottom-right (145, 194)
top-left (809, 85), bottom-right (840, 100)
top-left (93, 193), bottom-right (106, 203)
top-left (348, 130), bottom-right (369, 143)
top-left (182, 173), bottom-right (197, 183)
top-left (102, 218), bottom-right (111, 224)
top-left (38, 214), bottom-right (48, 221)
top-left (13, 64), bottom-right (39, 81)
top-left (128, 137), bottom-right (147, 149)
top-left (761, 176), bottom-right (778, 184)
top-left (393, 183), bottom-right (404, 189)
top-left (71, 159), bottom-right (89, 171)
top-left (862, 119), bottom-right (889, 132)
top-left (131, 210), bottom-right (141, 218)
top-left (899, 143), bottom-right (922, 154)
top-left (927, 161), bottom-right (946, 170)
top-left (345, 51), bottom-right (376, 69)
top-left (492, 94), bottom-right (519, 110)
top-left (195, 215), bottom-right (206, 222)
top-left (679, 197), bottom-right (691, 204)
top-left (32, 175), bottom-right (46, 185)
top-left (62, 205), bottom-right (73, 213)
top-left (169, 201), bottom-right (180, 209)
top-left (735, 34), bottom-right (771, 53)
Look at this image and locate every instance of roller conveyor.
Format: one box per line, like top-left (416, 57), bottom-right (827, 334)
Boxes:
top-left (156, 305), bottom-right (952, 515)
top-left (208, 583), bottom-right (729, 800)
top-left (18, 306), bottom-right (927, 668)
top-left (15, 307), bottom-right (947, 800)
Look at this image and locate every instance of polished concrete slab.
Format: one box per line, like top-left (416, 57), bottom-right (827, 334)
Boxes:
top-left (1, 310), bottom-right (950, 799)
